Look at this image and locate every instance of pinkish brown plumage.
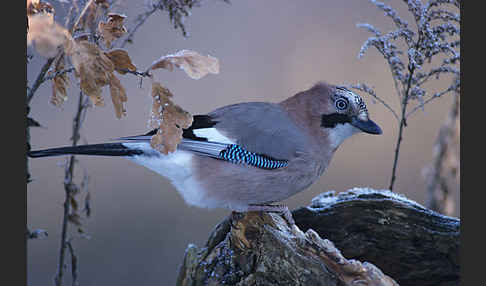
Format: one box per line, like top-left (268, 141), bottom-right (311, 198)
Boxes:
top-left (28, 81), bottom-right (382, 214)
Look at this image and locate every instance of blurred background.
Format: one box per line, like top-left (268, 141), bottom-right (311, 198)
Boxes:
top-left (27, 0), bottom-right (459, 285)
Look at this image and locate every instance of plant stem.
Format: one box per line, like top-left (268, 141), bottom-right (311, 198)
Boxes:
top-left (388, 27), bottom-right (426, 191)
top-left (27, 57), bottom-right (56, 105)
top-left (27, 0), bottom-right (95, 107)
top-left (26, 106), bottom-right (31, 183)
top-left (54, 92), bottom-right (86, 286)
top-left (388, 66), bottom-right (415, 191)
top-left (119, 2), bottom-right (160, 48)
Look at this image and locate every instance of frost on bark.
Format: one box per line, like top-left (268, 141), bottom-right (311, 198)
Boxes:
top-left (177, 188), bottom-right (459, 286)
top-left (294, 189), bottom-right (460, 286)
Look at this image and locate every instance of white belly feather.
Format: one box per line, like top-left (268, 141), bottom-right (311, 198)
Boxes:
top-left (122, 142), bottom-right (213, 209)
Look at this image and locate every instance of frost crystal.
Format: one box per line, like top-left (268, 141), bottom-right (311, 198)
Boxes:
top-left (354, 0), bottom-right (460, 117)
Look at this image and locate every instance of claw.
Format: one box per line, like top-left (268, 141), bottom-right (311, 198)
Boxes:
top-left (246, 204), bottom-right (296, 226)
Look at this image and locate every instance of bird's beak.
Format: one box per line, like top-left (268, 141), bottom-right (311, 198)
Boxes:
top-left (350, 117), bottom-right (382, 135)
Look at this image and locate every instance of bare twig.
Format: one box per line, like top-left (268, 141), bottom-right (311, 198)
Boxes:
top-left (27, 57), bottom-right (56, 105)
top-left (70, 0), bottom-right (95, 34)
top-left (122, 68), bottom-right (152, 77)
top-left (121, 68), bottom-right (153, 87)
top-left (389, 27), bottom-right (424, 191)
top-left (51, 6), bottom-right (100, 281)
top-left (119, 3), bottom-right (159, 48)
top-left (119, 0), bottom-right (215, 47)
top-left (45, 67), bottom-right (76, 81)
top-left (406, 85), bottom-right (458, 118)
top-left (26, 104), bottom-right (32, 184)
top-left (349, 83), bottom-right (400, 121)
top-left (416, 66), bottom-right (459, 87)
top-left (54, 92), bottom-right (88, 286)
top-left (389, 64), bottom-right (416, 191)
top-left (66, 240), bottom-right (79, 286)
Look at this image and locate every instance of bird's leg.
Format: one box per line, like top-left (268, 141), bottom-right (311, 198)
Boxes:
top-left (247, 204), bottom-right (295, 226)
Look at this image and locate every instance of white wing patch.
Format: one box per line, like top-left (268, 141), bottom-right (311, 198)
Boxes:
top-left (193, 128), bottom-right (235, 144)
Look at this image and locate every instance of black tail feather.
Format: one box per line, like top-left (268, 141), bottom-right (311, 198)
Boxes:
top-left (28, 143), bottom-right (143, 158)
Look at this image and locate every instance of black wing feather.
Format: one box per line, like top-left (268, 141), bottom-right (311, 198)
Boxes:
top-left (142, 115), bottom-right (218, 141)
top-left (28, 143), bottom-right (143, 158)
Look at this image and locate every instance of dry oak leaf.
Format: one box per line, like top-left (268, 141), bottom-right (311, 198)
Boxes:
top-left (150, 82), bottom-right (193, 154)
top-left (94, 0), bottom-right (110, 9)
top-left (68, 40), bottom-right (113, 106)
top-left (68, 40), bottom-right (113, 107)
top-left (108, 73), bottom-right (128, 118)
top-left (67, 40), bottom-right (128, 118)
top-left (27, 0), bottom-right (55, 17)
top-left (68, 213), bottom-right (82, 226)
top-left (149, 82), bottom-right (173, 129)
top-left (149, 50), bottom-right (219, 80)
top-left (77, 0), bottom-right (103, 32)
top-left (50, 53), bottom-right (70, 106)
top-left (27, 14), bottom-right (71, 57)
top-left (105, 49), bottom-right (137, 74)
top-left (97, 13), bottom-right (127, 48)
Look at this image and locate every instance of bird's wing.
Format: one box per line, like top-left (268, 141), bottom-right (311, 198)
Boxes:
top-left (205, 102), bottom-right (309, 160)
top-left (120, 102), bottom-right (309, 164)
top-left (117, 115), bottom-right (228, 158)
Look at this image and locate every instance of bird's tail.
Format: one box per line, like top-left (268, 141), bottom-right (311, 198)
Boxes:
top-left (28, 143), bottom-right (143, 158)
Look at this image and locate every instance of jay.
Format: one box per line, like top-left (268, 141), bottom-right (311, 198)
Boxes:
top-left (28, 82), bottom-right (382, 218)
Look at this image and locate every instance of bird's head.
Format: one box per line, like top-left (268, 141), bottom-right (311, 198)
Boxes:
top-left (281, 82), bottom-right (382, 150)
top-left (319, 83), bottom-right (382, 149)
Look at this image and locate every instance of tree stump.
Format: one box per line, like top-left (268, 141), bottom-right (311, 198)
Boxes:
top-left (177, 188), bottom-right (460, 286)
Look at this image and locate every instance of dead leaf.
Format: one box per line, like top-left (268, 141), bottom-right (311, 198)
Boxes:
top-left (66, 40), bottom-right (129, 118)
top-left (79, 64), bottom-right (104, 106)
top-left (150, 82), bottom-right (193, 154)
top-left (70, 196), bottom-right (79, 212)
top-left (27, 14), bottom-right (71, 57)
top-left (109, 73), bottom-right (127, 118)
top-left (76, 1), bottom-right (101, 32)
top-left (68, 40), bottom-right (114, 107)
top-left (94, 0), bottom-right (110, 9)
top-left (27, 0), bottom-right (55, 17)
top-left (105, 49), bottom-right (137, 74)
top-left (68, 213), bottom-right (82, 226)
top-left (97, 13), bottom-right (127, 48)
top-left (50, 53), bottom-right (70, 106)
top-left (150, 50), bottom-right (219, 80)
top-left (149, 82), bottom-right (173, 129)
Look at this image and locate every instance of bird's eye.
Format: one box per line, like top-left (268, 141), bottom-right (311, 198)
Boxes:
top-left (335, 98), bottom-right (349, 110)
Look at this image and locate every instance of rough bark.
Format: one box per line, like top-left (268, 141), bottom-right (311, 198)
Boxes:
top-left (292, 188), bottom-right (459, 286)
top-left (177, 188), bottom-right (459, 286)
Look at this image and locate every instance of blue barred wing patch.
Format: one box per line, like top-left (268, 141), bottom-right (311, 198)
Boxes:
top-left (219, 144), bottom-right (288, 169)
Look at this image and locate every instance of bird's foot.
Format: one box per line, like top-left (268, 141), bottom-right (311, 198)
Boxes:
top-left (247, 204), bottom-right (296, 226)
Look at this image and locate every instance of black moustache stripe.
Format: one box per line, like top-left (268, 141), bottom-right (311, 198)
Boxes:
top-left (321, 113), bottom-right (351, 128)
